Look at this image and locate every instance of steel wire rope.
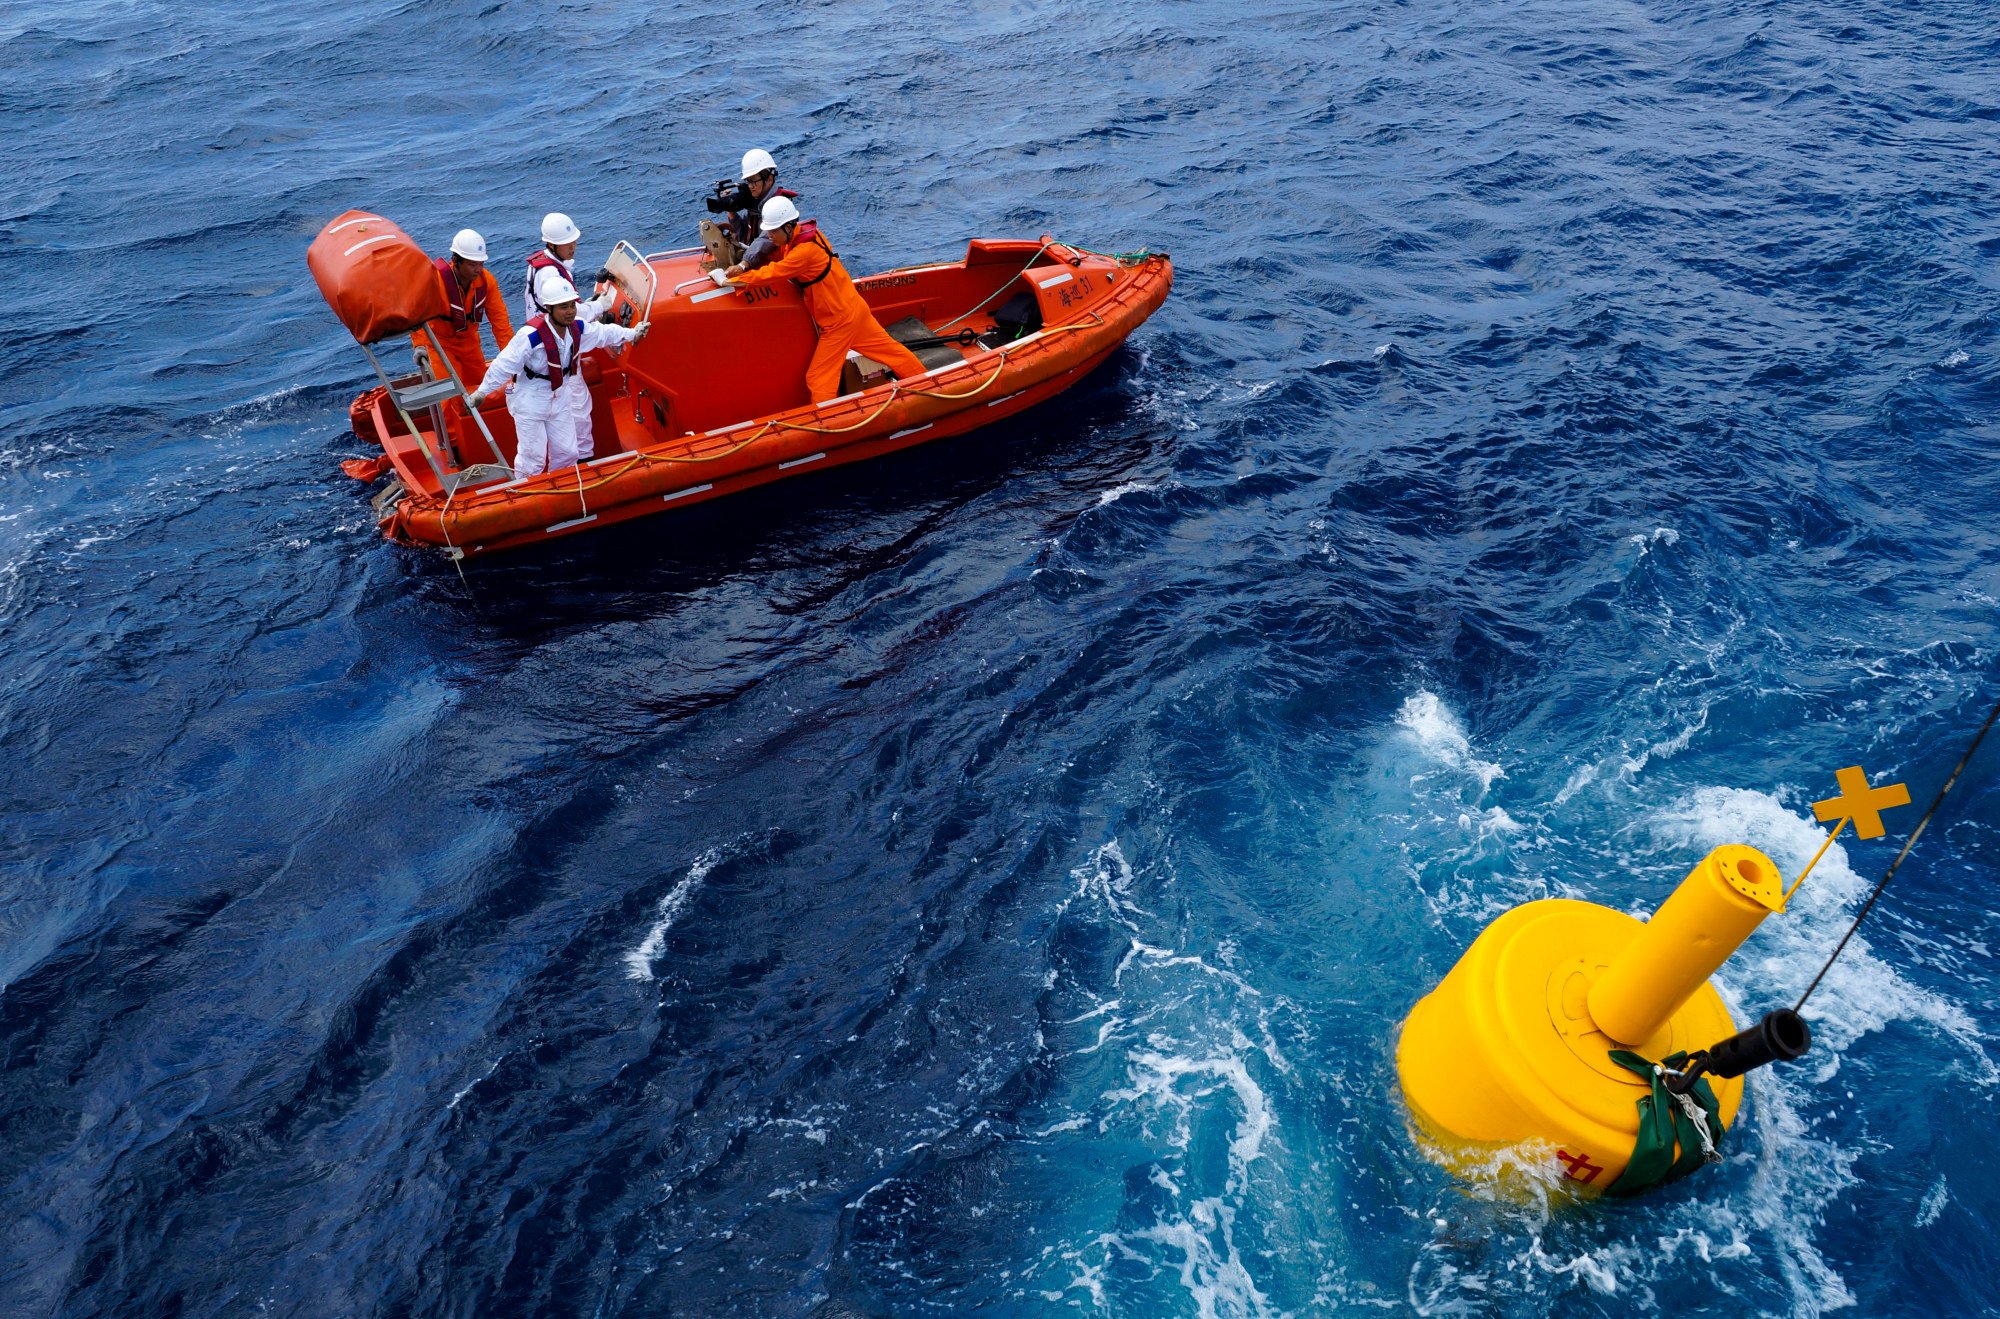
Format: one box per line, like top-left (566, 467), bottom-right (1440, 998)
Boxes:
top-left (1794, 687), bottom-right (2000, 1012)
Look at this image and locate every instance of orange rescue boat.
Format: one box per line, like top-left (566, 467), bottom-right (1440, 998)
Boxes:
top-left (308, 210), bottom-right (1173, 558)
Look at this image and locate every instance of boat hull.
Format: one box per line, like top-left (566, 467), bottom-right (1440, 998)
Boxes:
top-left (353, 239), bottom-right (1171, 558)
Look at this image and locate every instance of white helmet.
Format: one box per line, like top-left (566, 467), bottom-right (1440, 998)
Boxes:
top-left (541, 278), bottom-right (581, 306)
top-left (759, 195), bottom-right (800, 232)
top-left (540, 212), bottom-right (581, 245)
top-left (741, 148), bottom-right (776, 178)
top-left (449, 228), bottom-right (488, 262)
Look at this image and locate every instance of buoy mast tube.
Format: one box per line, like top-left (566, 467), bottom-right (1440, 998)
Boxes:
top-left (1584, 846), bottom-right (1784, 1044)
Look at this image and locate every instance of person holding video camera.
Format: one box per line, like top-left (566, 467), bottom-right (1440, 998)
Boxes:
top-left (704, 149), bottom-right (800, 272)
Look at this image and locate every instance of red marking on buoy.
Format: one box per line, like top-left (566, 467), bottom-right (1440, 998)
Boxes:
top-left (1557, 1148), bottom-right (1604, 1184)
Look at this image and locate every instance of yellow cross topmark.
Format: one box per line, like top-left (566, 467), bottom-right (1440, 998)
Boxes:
top-left (1812, 765), bottom-right (1911, 841)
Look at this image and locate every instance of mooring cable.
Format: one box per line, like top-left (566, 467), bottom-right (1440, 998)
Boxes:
top-left (1793, 688), bottom-right (2000, 1013)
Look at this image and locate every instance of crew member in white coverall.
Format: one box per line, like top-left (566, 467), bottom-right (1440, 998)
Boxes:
top-left (523, 212), bottom-right (618, 462)
top-left (469, 279), bottom-right (648, 479)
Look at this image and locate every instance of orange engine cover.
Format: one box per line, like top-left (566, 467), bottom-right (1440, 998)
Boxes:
top-left (307, 210), bottom-right (446, 345)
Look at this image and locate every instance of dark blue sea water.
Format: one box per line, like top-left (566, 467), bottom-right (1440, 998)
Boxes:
top-left (4, 1), bottom-right (1998, 1314)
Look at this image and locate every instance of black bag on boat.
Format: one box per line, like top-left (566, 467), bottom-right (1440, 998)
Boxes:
top-left (980, 289), bottom-right (1043, 348)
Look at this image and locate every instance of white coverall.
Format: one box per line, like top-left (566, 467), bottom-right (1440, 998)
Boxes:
top-left (475, 316), bottom-right (640, 478)
top-left (523, 257), bottom-right (618, 460)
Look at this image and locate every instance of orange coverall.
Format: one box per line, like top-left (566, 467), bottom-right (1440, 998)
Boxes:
top-left (726, 226), bottom-right (926, 402)
top-left (411, 265), bottom-right (513, 459)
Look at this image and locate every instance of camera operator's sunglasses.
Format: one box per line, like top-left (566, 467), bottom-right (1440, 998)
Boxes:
top-left (752, 170), bottom-right (776, 183)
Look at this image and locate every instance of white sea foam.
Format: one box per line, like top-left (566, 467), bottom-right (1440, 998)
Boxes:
top-left (622, 846), bottom-right (729, 981)
top-left (1097, 479), bottom-right (1168, 507)
top-left (1915, 1176), bottom-right (1950, 1227)
top-left (1626, 526), bottom-right (1679, 555)
top-left (1549, 661), bottom-right (1722, 805)
top-left (1736, 1065), bottom-right (1860, 1312)
top-left (1071, 838), bottom-right (1148, 926)
top-left (1304, 515), bottom-right (1341, 564)
top-left (1136, 371), bottom-right (1202, 434)
top-left (1519, 1235), bottom-right (1636, 1295)
top-left (446, 1056), bottom-right (501, 1111)
top-left (1130, 1197), bottom-right (1280, 1319)
top-left (1553, 762), bottom-right (1600, 805)
top-left (231, 382), bottom-right (309, 412)
top-left (1091, 1095), bottom-right (1281, 1319)
top-left (1396, 691), bottom-right (1504, 794)
top-left (766, 1115), bottom-right (834, 1145)
top-left (1033, 838), bottom-right (1301, 1317)
top-left (1376, 691), bottom-right (1535, 923)
top-left (1937, 349), bottom-right (1969, 368)
top-left (1105, 1051), bottom-right (1275, 1193)
top-left (1619, 701), bottom-right (1710, 780)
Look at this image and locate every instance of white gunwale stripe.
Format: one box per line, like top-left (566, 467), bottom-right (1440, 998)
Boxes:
top-left (778, 452), bottom-right (826, 469)
top-left (663, 483), bottom-right (714, 502)
top-left (889, 425), bottom-right (932, 440)
top-left (545, 513), bottom-right (599, 533)
top-left (690, 286), bottom-right (734, 304)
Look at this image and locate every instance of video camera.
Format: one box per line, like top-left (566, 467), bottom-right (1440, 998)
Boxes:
top-left (703, 178), bottom-right (755, 215)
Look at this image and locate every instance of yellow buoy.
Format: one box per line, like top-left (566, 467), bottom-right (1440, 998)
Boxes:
top-left (1396, 845), bottom-right (1785, 1193)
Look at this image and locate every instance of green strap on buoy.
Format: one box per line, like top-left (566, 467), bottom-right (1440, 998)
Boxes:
top-left (1603, 1050), bottom-right (1726, 1197)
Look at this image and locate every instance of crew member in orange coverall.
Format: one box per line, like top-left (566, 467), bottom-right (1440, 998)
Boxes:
top-left (719, 197), bottom-right (926, 403)
top-left (411, 228), bottom-right (512, 461)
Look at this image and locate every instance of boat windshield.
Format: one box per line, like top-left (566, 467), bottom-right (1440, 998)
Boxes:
top-left (603, 241), bottom-right (656, 320)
